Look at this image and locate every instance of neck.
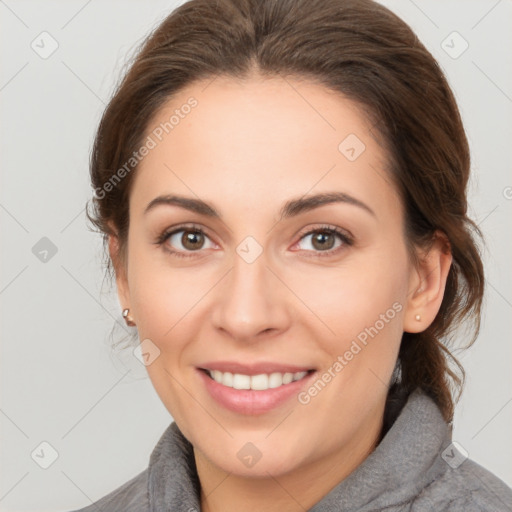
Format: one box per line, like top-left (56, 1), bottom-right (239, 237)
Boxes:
top-left (194, 404), bottom-right (385, 512)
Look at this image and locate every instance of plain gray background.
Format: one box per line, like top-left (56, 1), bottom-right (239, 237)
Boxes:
top-left (1, 0), bottom-right (511, 510)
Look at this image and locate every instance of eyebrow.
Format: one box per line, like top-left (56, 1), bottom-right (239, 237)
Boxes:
top-left (144, 191), bottom-right (376, 219)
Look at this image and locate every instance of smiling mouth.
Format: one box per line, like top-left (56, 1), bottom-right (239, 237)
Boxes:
top-left (199, 368), bottom-right (316, 391)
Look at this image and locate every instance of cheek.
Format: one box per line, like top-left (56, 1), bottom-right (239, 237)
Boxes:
top-left (126, 250), bottom-right (210, 417)
top-left (292, 252), bottom-right (407, 339)
top-left (130, 269), bottom-right (205, 349)
top-left (126, 230), bottom-right (195, 325)
top-left (126, 243), bottom-right (224, 376)
top-left (288, 246), bottom-right (408, 383)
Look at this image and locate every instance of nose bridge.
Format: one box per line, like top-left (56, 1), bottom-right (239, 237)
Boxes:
top-left (211, 242), bottom-right (289, 339)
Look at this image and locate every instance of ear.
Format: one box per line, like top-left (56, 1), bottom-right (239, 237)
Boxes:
top-left (403, 231), bottom-right (453, 333)
top-left (107, 228), bottom-right (131, 313)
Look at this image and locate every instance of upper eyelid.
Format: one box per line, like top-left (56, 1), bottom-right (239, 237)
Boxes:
top-left (296, 224), bottom-right (352, 239)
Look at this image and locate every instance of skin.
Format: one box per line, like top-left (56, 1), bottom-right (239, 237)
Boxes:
top-left (109, 72), bottom-right (452, 512)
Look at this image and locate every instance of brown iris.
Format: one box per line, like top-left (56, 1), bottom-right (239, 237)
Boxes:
top-left (311, 231), bottom-right (336, 251)
top-left (181, 230), bottom-right (205, 250)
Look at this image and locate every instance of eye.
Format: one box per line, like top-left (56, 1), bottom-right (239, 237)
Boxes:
top-left (155, 224), bottom-right (216, 258)
top-left (155, 223), bottom-right (353, 259)
top-left (293, 225), bottom-right (353, 257)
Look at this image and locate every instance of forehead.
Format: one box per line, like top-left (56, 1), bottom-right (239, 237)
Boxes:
top-left (131, 75), bottom-right (400, 220)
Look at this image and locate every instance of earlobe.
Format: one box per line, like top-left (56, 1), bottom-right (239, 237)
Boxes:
top-left (403, 231), bottom-right (452, 333)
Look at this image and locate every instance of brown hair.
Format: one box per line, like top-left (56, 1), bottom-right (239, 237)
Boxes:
top-left (87, 0), bottom-right (484, 422)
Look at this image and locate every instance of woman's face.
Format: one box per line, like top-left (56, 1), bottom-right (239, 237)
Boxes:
top-left (114, 75), bottom-right (425, 477)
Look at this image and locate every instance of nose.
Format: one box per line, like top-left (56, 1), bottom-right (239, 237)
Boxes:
top-left (210, 248), bottom-right (291, 342)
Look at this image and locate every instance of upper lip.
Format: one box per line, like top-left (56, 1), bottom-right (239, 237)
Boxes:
top-left (198, 361), bottom-right (316, 376)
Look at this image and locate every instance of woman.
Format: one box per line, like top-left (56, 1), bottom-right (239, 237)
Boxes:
top-left (73, 0), bottom-right (512, 510)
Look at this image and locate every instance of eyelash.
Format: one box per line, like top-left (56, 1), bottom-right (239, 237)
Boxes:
top-left (154, 223), bottom-right (354, 259)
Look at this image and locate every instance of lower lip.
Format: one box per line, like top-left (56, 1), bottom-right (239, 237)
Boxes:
top-left (197, 368), bottom-right (316, 415)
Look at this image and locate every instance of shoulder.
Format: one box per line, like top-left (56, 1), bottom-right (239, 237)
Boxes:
top-left (412, 453), bottom-right (512, 511)
top-left (67, 468), bottom-right (149, 512)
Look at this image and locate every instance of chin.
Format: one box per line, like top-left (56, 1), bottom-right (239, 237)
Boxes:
top-left (194, 431), bottom-right (310, 478)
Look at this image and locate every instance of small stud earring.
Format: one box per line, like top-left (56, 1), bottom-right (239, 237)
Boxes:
top-left (415, 314), bottom-right (421, 321)
top-left (122, 308), bottom-right (136, 326)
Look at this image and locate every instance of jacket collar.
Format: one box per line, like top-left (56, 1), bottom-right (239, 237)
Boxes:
top-left (148, 389), bottom-right (451, 511)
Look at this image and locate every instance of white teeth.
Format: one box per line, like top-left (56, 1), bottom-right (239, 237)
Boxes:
top-left (232, 373), bottom-right (251, 390)
top-left (282, 372), bottom-right (294, 385)
top-left (207, 369), bottom-right (310, 390)
top-left (221, 372), bottom-right (233, 387)
top-left (251, 373), bottom-right (269, 390)
top-left (269, 372), bottom-right (284, 388)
